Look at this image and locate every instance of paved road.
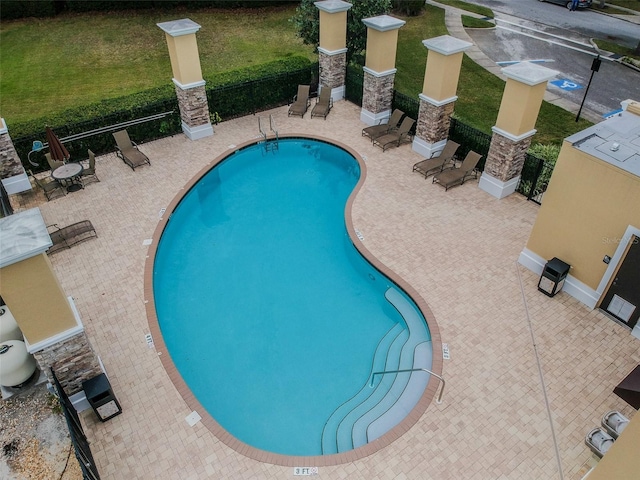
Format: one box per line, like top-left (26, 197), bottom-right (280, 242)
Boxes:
top-left (466, 21), bottom-right (638, 117)
top-left (462, 0), bottom-right (640, 48)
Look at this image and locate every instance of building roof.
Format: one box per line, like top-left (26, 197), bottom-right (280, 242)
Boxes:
top-left (567, 100), bottom-right (640, 178)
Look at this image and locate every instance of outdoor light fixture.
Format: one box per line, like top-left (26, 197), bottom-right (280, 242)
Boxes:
top-left (576, 55), bottom-right (601, 123)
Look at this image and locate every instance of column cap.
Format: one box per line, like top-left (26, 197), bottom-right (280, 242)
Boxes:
top-left (501, 61), bottom-right (559, 86)
top-left (315, 0), bottom-right (352, 13)
top-left (422, 35), bottom-right (472, 55)
top-left (362, 15), bottom-right (406, 32)
top-left (157, 18), bottom-right (201, 37)
top-left (0, 118), bottom-right (7, 134)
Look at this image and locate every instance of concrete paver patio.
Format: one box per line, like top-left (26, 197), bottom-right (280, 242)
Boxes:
top-left (17, 100), bottom-right (639, 479)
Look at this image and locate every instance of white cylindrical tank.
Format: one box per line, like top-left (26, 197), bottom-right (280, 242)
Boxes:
top-left (0, 341), bottom-right (37, 387)
top-left (0, 306), bottom-right (23, 343)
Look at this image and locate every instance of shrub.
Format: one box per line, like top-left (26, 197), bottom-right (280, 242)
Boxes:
top-left (0, 1), bottom-right (56, 20)
top-left (393, 0), bottom-right (424, 16)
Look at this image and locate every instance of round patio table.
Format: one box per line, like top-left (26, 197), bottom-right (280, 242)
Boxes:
top-left (52, 163), bottom-right (83, 192)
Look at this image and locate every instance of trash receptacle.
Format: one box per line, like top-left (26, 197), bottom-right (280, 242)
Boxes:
top-left (538, 257), bottom-right (570, 297)
top-left (82, 373), bottom-right (122, 422)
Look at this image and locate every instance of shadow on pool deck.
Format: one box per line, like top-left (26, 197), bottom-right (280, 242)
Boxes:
top-left (15, 100), bottom-right (639, 479)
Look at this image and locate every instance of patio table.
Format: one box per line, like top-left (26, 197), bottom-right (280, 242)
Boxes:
top-left (52, 163), bottom-right (84, 192)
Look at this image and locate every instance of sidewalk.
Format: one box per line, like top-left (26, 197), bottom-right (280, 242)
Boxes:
top-left (426, 0), bottom-right (634, 124)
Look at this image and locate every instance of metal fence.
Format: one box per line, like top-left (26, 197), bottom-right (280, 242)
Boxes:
top-left (51, 370), bottom-right (100, 480)
top-left (345, 66), bottom-right (364, 106)
top-left (516, 153), bottom-right (554, 204)
top-left (14, 64), bottom-right (318, 173)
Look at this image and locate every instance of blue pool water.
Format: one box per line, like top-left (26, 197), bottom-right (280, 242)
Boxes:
top-left (153, 139), bottom-right (431, 456)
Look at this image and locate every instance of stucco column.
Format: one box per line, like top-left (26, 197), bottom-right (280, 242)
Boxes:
top-left (315, 0), bottom-right (352, 102)
top-left (0, 118), bottom-right (31, 194)
top-left (479, 62), bottom-right (558, 199)
top-left (157, 19), bottom-right (213, 141)
top-left (412, 35), bottom-right (472, 159)
top-left (360, 15), bottom-right (406, 126)
top-left (0, 209), bottom-right (101, 397)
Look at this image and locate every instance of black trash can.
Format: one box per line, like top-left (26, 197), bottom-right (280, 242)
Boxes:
top-left (538, 257), bottom-right (571, 297)
top-left (82, 373), bottom-right (122, 422)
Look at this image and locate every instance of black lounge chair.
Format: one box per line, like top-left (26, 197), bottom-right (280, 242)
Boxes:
top-left (288, 85), bottom-right (311, 118)
top-left (373, 117), bottom-right (415, 152)
top-left (311, 87), bottom-right (333, 119)
top-left (412, 140), bottom-right (460, 179)
top-left (362, 109), bottom-right (404, 143)
top-left (113, 130), bottom-right (151, 170)
top-left (47, 220), bottom-right (97, 254)
top-left (432, 150), bottom-right (482, 191)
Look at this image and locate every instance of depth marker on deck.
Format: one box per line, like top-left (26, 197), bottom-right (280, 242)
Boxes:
top-left (442, 343), bottom-right (450, 360)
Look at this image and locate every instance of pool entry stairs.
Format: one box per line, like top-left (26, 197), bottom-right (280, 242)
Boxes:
top-left (321, 287), bottom-right (433, 454)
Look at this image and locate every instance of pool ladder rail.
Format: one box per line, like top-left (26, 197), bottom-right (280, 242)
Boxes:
top-left (258, 115), bottom-right (279, 153)
top-left (369, 367), bottom-right (445, 404)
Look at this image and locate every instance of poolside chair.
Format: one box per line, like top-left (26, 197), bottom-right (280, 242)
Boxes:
top-left (80, 149), bottom-right (100, 185)
top-left (113, 130), bottom-right (151, 170)
top-left (27, 169), bottom-right (65, 201)
top-left (601, 410), bottom-right (630, 439)
top-left (585, 427), bottom-right (614, 458)
top-left (288, 85), bottom-right (311, 118)
top-left (432, 150), bottom-right (482, 191)
top-left (311, 87), bottom-right (333, 119)
top-left (45, 153), bottom-right (64, 171)
top-left (362, 109), bottom-right (404, 143)
top-left (372, 117), bottom-right (415, 152)
top-left (412, 140), bottom-right (460, 179)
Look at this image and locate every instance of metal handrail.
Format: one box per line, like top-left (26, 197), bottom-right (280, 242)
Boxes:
top-left (369, 367), bottom-right (445, 404)
top-left (269, 114), bottom-right (278, 142)
top-left (258, 116), bottom-right (267, 142)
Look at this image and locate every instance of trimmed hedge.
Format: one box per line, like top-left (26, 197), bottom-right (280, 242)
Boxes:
top-left (0, 1), bottom-right (56, 20)
top-left (1, 1), bottom-right (295, 20)
top-left (13, 56), bottom-right (315, 172)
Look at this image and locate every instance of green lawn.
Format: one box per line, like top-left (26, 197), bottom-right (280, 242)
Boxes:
top-left (0, 6), bottom-right (315, 124)
top-left (1, 4), bottom-right (592, 145)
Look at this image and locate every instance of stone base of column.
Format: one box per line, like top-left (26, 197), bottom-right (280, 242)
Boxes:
top-left (478, 172), bottom-right (520, 199)
top-left (30, 329), bottom-right (102, 397)
top-left (412, 137), bottom-right (447, 159)
top-left (360, 108), bottom-right (391, 126)
top-left (319, 50), bottom-right (347, 103)
top-left (479, 128), bottom-right (534, 199)
top-left (414, 97), bottom-right (455, 152)
top-left (361, 69), bottom-right (395, 126)
top-left (175, 82), bottom-right (213, 140)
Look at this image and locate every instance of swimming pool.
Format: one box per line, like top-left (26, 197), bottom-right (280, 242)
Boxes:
top-left (149, 136), bottom-right (439, 462)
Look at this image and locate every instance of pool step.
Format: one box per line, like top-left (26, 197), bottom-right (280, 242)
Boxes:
top-left (321, 287), bottom-right (433, 454)
top-left (320, 323), bottom-right (406, 455)
top-left (335, 329), bottom-right (409, 452)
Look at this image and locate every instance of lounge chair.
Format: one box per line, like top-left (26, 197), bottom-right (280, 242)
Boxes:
top-left (362, 109), bottom-right (404, 143)
top-left (601, 411), bottom-right (630, 439)
top-left (585, 427), bottom-right (614, 458)
top-left (113, 130), bottom-right (151, 170)
top-left (27, 169), bottom-right (65, 201)
top-left (373, 117), bottom-right (415, 152)
top-left (45, 153), bottom-right (64, 171)
top-left (412, 140), bottom-right (460, 179)
top-left (311, 87), bottom-right (333, 119)
top-left (288, 85), bottom-right (311, 118)
top-left (81, 149), bottom-right (100, 185)
top-left (432, 150), bottom-right (482, 191)
top-left (47, 220), bottom-right (97, 255)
